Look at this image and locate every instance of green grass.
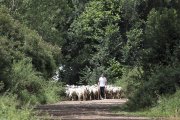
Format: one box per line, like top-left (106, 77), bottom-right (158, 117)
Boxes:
top-left (0, 94), bottom-right (37, 120)
top-left (112, 90), bottom-right (180, 119)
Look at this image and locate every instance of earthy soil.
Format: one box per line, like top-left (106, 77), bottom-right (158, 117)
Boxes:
top-left (35, 99), bottom-right (152, 120)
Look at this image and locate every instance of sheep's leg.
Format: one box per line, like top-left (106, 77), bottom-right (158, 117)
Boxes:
top-left (72, 96), bottom-right (74, 101)
top-left (119, 92), bottom-right (122, 99)
top-left (104, 88), bottom-right (106, 99)
top-left (83, 95), bottom-right (85, 101)
top-left (71, 97), bottom-right (73, 101)
top-left (78, 95), bottom-right (81, 101)
top-left (118, 93), bottom-right (120, 99)
top-left (104, 91), bottom-right (106, 99)
top-left (93, 93), bottom-right (95, 100)
top-left (90, 95), bottom-right (92, 100)
top-left (98, 89), bottom-right (100, 100)
top-left (110, 93), bottom-right (113, 99)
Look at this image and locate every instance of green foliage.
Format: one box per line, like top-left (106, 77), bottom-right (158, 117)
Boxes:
top-left (0, 94), bottom-right (37, 120)
top-left (79, 66), bottom-right (107, 85)
top-left (10, 58), bottom-right (44, 104)
top-left (80, 59), bottom-right (123, 85)
top-left (70, 0), bottom-right (121, 40)
top-left (0, 81), bottom-right (4, 92)
top-left (0, 5), bottom-right (60, 79)
top-left (119, 4), bottom-right (180, 111)
top-left (107, 59), bottom-right (123, 81)
top-left (1, 0), bottom-right (180, 116)
top-left (127, 65), bottom-right (180, 110)
top-left (22, 28), bottom-right (60, 77)
top-left (115, 66), bottom-right (144, 98)
top-left (43, 81), bottom-right (64, 103)
top-left (113, 90), bottom-right (180, 118)
top-left (0, 6), bottom-right (63, 108)
top-left (64, 0), bottom-right (123, 84)
top-left (123, 28), bottom-right (144, 66)
top-left (145, 90), bottom-right (180, 117)
top-left (144, 8), bottom-right (180, 66)
top-left (9, 58), bottom-right (63, 105)
top-left (134, 90), bottom-right (180, 118)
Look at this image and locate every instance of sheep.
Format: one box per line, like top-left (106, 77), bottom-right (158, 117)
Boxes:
top-left (92, 86), bottom-right (100, 100)
top-left (111, 86), bottom-right (123, 99)
top-left (76, 86), bottom-right (88, 101)
top-left (67, 88), bottom-right (76, 101)
top-left (64, 84), bottom-right (123, 101)
top-left (106, 85), bottom-right (113, 99)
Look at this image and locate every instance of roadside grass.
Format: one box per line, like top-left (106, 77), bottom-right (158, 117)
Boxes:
top-left (112, 90), bottom-right (180, 119)
top-left (0, 94), bottom-right (37, 120)
top-left (0, 93), bottom-right (60, 120)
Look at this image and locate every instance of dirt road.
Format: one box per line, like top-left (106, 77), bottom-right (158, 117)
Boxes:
top-left (35, 99), bottom-right (152, 120)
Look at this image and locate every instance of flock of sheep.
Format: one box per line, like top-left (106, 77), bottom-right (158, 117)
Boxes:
top-left (65, 84), bottom-right (124, 101)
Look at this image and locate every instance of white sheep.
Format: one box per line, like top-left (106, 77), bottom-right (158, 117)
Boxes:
top-left (65, 84), bottom-right (123, 101)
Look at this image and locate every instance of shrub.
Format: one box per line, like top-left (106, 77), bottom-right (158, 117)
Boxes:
top-left (115, 67), bottom-right (143, 98)
top-left (0, 94), bottom-right (37, 120)
top-left (9, 58), bottom-right (44, 104)
top-left (126, 64), bottom-right (180, 110)
top-left (127, 90), bottom-right (180, 118)
top-left (9, 58), bottom-right (63, 105)
top-left (42, 81), bottom-right (64, 103)
top-left (149, 90), bottom-right (180, 117)
top-left (0, 5), bottom-right (60, 81)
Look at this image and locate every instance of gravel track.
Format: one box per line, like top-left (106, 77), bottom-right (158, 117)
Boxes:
top-left (35, 99), bottom-right (152, 120)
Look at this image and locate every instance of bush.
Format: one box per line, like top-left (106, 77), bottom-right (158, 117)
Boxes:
top-left (126, 64), bottom-right (180, 110)
top-left (0, 5), bottom-right (60, 81)
top-left (43, 81), bottom-right (64, 103)
top-left (127, 90), bottom-right (180, 118)
top-left (9, 58), bottom-right (44, 104)
top-left (149, 90), bottom-right (180, 117)
top-left (0, 94), bottom-right (37, 120)
top-left (115, 67), bottom-right (143, 98)
top-left (9, 58), bottom-right (63, 105)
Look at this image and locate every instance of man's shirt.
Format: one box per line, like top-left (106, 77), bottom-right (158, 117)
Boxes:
top-left (99, 77), bottom-right (107, 87)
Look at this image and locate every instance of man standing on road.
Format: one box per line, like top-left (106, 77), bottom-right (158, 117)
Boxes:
top-left (98, 74), bottom-right (107, 100)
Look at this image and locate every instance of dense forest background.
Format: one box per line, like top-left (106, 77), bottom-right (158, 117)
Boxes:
top-left (0, 0), bottom-right (180, 119)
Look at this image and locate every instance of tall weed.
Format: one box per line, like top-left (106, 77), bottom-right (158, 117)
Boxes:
top-left (0, 94), bottom-right (37, 120)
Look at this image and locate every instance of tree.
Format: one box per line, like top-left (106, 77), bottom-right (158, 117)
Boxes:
top-left (60, 0), bottom-right (124, 84)
top-left (144, 8), bottom-right (180, 67)
top-left (0, 6), bottom-right (60, 87)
